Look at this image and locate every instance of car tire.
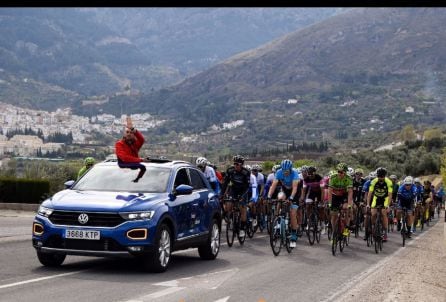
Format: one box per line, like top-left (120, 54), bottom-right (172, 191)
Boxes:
top-left (142, 223), bottom-right (172, 273)
top-left (37, 251), bottom-right (66, 267)
top-left (198, 218), bottom-right (220, 260)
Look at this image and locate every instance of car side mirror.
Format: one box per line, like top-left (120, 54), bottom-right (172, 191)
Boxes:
top-left (175, 184), bottom-right (193, 195)
top-left (64, 180), bottom-right (75, 189)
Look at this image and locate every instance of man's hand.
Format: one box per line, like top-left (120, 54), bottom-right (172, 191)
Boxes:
top-left (126, 115), bottom-right (133, 129)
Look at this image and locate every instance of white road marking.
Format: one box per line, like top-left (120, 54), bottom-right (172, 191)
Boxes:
top-left (320, 225), bottom-right (431, 302)
top-left (138, 286), bottom-right (185, 299)
top-left (0, 271), bottom-right (84, 290)
top-left (213, 296), bottom-right (230, 302)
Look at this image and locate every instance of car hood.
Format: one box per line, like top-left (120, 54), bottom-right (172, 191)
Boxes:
top-left (45, 189), bottom-right (166, 212)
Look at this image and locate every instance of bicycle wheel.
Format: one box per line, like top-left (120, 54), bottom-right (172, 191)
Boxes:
top-left (327, 221), bottom-right (333, 241)
top-left (339, 221), bottom-right (345, 252)
top-left (226, 212), bottom-right (235, 247)
top-left (374, 218), bottom-right (382, 254)
top-left (307, 213), bottom-right (316, 246)
top-left (331, 217), bottom-right (339, 256)
top-left (401, 221), bottom-right (406, 247)
top-left (366, 215), bottom-right (372, 247)
top-left (315, 217), bottom-right (321, 244)
top-left (270, 216), bottom-right (282, 256)
top-left (285, 223), bottom-right (293, 253)
top-left (247, 220), bottom-right (254, 239)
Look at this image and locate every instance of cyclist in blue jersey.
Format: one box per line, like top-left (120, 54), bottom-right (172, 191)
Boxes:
top-left (396, 176), bottom-right (417, 237)
top-left (266, 159), bottom-right (300, 247)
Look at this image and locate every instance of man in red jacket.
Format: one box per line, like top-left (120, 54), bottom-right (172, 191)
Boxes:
top-left (115, 116), bottom-right (149, 182)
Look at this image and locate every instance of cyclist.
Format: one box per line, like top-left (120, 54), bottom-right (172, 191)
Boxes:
top-left (251, 164), bottom-right (265, 228)
top-left (362, 170), bottom-right (376, 240)
top-left (77, 157), bottom-right (95, 180)
top-left (413, 177), bottom-right (424, 232)
top-left (264, 164), bottom-right (281, 199)
top-left (396, 176), bottom-right (417, 237)
top-left (299, 166), bottom-right (324, 233)
top-left (351, 168), bottom-right (366, 231)
top-left (328, 163), bottom-right (353, 238)
top-left (266, 159), bottom-right (300, 247)
top-left (196, 157), bottom-right (220, 195)
top-left (422, 180), bottom-right (434, 222)
top-left (221, 155), bottom-right (255, 238)
top-left (367, 167), bottom-right (393, 242)
top-left (389, 175), bottom-right (399, 226)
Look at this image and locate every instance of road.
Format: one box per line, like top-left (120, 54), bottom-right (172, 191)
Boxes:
top-left (0, 210), bottom-right (445, 302)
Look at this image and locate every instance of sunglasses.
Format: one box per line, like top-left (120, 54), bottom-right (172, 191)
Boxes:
top-left (233, 163), bottom-right (241, 166)
top-left (338, 171), bottom-right (345, 174)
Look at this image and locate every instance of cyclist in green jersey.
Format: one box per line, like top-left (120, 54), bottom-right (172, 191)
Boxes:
top-left (328, 163), bottom-right (353, 237)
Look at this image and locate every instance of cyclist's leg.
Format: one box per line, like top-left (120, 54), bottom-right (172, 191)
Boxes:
top-left (240, 196), bottom-right (247, 232)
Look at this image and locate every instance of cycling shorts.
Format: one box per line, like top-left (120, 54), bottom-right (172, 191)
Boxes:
top-left (397, 198), bottom-right (414, 211)
top-left (281, 187), bottom-right (299, 205)
top-left (330, 194), bottom-right (347, 211)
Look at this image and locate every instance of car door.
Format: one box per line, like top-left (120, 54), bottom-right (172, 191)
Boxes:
top-left (171, 167), bottom-right (196, 239)
top-left (188, 168), bottom-right (213, 234)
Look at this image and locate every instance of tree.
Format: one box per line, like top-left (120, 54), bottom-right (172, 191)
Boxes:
top-left (400, 124), bottom-right (417, 142)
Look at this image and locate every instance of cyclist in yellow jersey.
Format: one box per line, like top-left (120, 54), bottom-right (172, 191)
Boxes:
top-left (367, 167), bottom-right (393, 242)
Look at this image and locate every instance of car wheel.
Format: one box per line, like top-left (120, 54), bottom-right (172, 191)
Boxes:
top-left (37, 251), bottom-right (66, 267)
top-left (142, 224), bottom-right (171, 273)
top-left (198, 218), bottom-right (220, 260)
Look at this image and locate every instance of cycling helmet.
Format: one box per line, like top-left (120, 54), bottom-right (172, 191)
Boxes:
top-left (308, 166), bottom-right (317, 173)
top-left (336, 162), bottom-right (348, 172)
top-left (281, 159), bottom-right (293, 171)
top-left (347, 167), bottom-right (355, 177)
top-left (300, 165), bottom-right (309, 173)
top-left (376, 167), bottom-right (387, 178)
top-left (329, 170), bottom-right (337, 178)
top-left (272, 164), bottom-right (281, 173)
top-left (403, 176), bottom-right (413, 185)
top-left (196, 157), bottom-right (208, 167)
top-left (355, 168), bottom-right (364, 175)
top-left (252, 164), bottom-right (261, 171)
top-left (369, 171), bottom-right (377, 179)
top-left (84, 157), bottom-right (95, 166)
top-left (414, 177), bottom-right (421, 184)
top-left (233, 154), bottom-right (244, 164)
top-left (389, 174), bottom-right (397, 180)
top-left (245, 165), bottom-right (252, 172)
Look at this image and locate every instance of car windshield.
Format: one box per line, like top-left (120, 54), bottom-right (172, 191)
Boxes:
top-left (73, 165), bottom-right (171, 193)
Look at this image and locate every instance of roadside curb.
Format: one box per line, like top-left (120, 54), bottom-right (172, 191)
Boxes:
top-left (0, 203), bottom-right (39, 211)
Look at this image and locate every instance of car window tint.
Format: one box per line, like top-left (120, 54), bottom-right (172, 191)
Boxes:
top-left (189, 169), bottom-right (207, 190)
top-left (73, 165), bottom-right (170, 193)
top-left (174, 168), bottom-right (190, 188)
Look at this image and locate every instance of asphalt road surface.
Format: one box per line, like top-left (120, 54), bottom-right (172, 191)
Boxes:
top-left (0, 210), bottom-right (444, 302)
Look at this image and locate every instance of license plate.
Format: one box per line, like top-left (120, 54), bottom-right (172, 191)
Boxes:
top-left (65, 229), bottom-right (100, 240)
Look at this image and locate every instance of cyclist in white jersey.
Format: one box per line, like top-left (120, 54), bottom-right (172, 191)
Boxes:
top-left (196, 157), bottom-right (220, 195)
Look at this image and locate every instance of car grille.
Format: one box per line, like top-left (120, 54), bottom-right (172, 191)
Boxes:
top-left (44, 235), bottom-right (127, 251)
top-left (49, 211), bottom-right (126, 227)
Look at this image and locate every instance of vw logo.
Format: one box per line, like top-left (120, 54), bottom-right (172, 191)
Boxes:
top-left (78, 213), bottom-right (89, 225)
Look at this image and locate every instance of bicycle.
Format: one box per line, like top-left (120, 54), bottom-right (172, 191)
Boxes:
top-left (305, 198), bottom-right (321, 245)
top-left (270, 199), bottom-right (293, 256)
top-left (364, 206), bottom-right (373, 247)
top-left (400, 206), bottom-right (411, 247)
top-left (373, 205), bottom-right (384, 254)
top-left (331, 206), bottom-right (348, 256)
top-left (352, 202), bottom-right (364, 238)
top-left (266, 198), bottom-right (278, 235)
top-left (224, 196), bottom-right (246, 247)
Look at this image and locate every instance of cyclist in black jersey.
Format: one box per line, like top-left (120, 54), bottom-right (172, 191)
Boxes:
top-left (221, 155), bottom-right (253, 238)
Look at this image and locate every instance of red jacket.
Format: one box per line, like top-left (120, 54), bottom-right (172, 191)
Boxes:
top-left (115, 130), bottom-right (145, 163)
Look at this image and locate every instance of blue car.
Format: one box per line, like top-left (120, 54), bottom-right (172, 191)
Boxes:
top-left (32, 158), bottom-right (221, 272)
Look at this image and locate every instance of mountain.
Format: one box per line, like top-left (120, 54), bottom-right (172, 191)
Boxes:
top-left (102, 7), bottom-right (446, 151)
top-left (0, 7), bottom-right (343, 111)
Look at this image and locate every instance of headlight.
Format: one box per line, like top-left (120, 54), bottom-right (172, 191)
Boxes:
top-left (37, 206), bottom-right (53, 217)
top-left (119, 211), bottom-right (155, 221)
